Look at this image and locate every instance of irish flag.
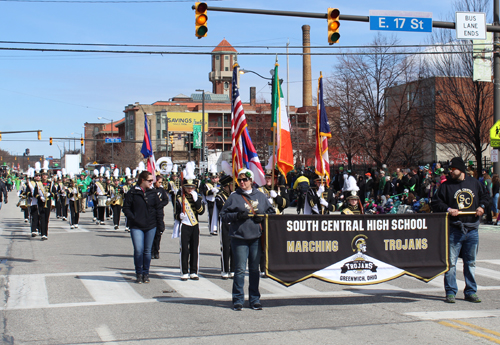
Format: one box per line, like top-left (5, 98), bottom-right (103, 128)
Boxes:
top-left (271, 61), bottom-right (294, 181)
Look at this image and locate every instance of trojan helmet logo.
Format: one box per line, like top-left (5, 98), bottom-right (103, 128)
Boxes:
top-left (456, 190), bottom-right (473, 209)
top-left (352, 234), bottom-right (368, 253)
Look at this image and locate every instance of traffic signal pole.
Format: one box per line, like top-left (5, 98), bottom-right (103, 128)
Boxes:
top-left (203, 5), bottom-right (500, 32)
top-left (494, 0), bottom-right (500, 174)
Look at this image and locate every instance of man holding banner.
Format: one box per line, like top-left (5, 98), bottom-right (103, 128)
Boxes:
top-left (431, 157), bottom-right (490, 304)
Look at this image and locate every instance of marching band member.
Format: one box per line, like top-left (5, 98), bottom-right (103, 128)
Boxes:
top-left (167, 166), bottom-right (180, 213)
top-left (174, 162), bottom-right (205, 281)
top-left (68, 177), bottom-right (80, 228)
top-left (109, 170), bottom-right (125, 230)
top-left (152, 174), bottom-right (169, 259)
top-left (341, 191), bottom-right (363, 215)
top-left (59, 174), bottom-right (69, 221)
top-left (123, 175), bottom-right (133, 232)
top-left (305, 175), bottom-right (336, 215)
top-left (95, 172), bottom-right (107, 225)
top-left (105, 171), bottom-right (113, 220)
top-left (27, 169), bottom-right (40, 237)
top-left (201, 165), bottom-right (220, 235)
top-left (34, 165), bottom-right (53, 241)
top-left (258, 169), bottom-right (290, 214)
top-left (214, 174), bottom-right (234, 279)
top-left (90, 170), bottom-right (99, 222)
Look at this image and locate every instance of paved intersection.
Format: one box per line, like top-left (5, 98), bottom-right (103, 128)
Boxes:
top-left (1, 191), bottom-right (499, 344)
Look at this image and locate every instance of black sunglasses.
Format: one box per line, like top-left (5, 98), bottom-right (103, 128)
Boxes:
top-left (237, 178), bottom-right (249, 183)
top-left (146, 179), bottom-right (154, 182)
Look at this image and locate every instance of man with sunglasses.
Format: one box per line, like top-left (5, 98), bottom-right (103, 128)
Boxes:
top-left (220, 169), bottom-right (276, 311)
top-left (431, 157), bottom-right (491, 304)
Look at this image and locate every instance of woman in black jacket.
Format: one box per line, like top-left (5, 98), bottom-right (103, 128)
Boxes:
top-left (123, 171), bottom-right (164, 284)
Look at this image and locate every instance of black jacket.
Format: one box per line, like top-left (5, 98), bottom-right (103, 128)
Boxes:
top-left (0, 181), bottom-right (7, 202)
top-left (123, 184), bottom-right (164, 231)
top-left (431, 175), bottom-right (491, 224)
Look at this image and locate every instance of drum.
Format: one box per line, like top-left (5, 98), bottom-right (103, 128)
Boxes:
top-left (97, 196), bottom-right (108, 207)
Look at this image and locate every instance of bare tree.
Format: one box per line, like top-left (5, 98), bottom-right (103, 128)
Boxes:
top-left (326, 34), bottom-right (424, 169)
top-left (422, 0), bottom-right (492, 172)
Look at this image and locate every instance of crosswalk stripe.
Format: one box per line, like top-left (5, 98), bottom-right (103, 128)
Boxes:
top-left (78, 271), bottom-right (144, 303)
top-left (457, 265), bottom-right (500, 281)
top-left (156, 268), bottom-right (231, 300)
top-left (6, 274), bottom-right (49, 309)
top-left (406, 309), bottom-right (500, 320)
top-left (477, 259), bottom-right (500, 266)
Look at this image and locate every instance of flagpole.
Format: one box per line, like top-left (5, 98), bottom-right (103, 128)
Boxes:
top-left (271, 56), bottom-right (278, 191)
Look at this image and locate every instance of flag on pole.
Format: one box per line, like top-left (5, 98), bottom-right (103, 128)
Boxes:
top-left (272, 61), bottom-right (294, 181)
top-left (231, 64), bottom-right (266, 186)
top-left (315, 73), bottom-right (331, 184)
top-left (140, 113), bottom-right (157, 182)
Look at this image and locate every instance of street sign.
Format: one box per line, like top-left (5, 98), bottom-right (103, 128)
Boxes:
top-left (105, 138), bottom-right (121, 144)
top-left (369, 10), bottom-right (432, 33)
top-left (193, 125), bottom-right (202, 149)
top-left (490, 120), bottom-right (500, 148)
top-left (456, 12), bottom-right (486, 40)
top-left (492, 149), bottom-right (498, 163)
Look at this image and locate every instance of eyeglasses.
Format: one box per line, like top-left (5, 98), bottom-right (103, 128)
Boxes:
top-left (450, 167), bottom-right (458, 171)
top-left (237, 178), bottom-right (249, 183)
top-left (146, 179), bottom-right (154, 182)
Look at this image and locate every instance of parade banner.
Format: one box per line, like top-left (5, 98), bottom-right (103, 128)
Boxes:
top-left (265, 213), bottom-right (448, 286)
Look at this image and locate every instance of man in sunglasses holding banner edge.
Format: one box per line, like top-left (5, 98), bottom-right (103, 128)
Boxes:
top-left (220, 169), bottom-right (276, 311)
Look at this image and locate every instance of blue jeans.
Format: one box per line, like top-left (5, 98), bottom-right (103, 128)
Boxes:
top-left (493, 193), bottom-right (499, 213)
top-left (445, 228), bottom-right (479, 297)
top-left (231, 237), bottom-right (261, 306)
top-left (130, 227), bottom-right (156, 275)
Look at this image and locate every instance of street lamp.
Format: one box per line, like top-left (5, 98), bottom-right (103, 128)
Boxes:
top-left (239, 69), bottom-right (273, 81)
top-left (97, 117), bottom-right (114, 165)
top-left (195, 89), bottom-right (206, 167)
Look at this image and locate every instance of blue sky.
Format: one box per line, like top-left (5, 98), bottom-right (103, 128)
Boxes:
top-left (0, 0), bottom-right (476, 158)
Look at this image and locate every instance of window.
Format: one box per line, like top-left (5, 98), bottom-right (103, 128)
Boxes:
top-left (157, 130), bottom-right (161, 139)
top-left (225, 56), bottom-right (228, 60)
top-left (224, 82), bottom-right (229, 89)
top-left (225, 67), bottom-right (229, 71)
top-left (215, 56), bottom-right (219, 60)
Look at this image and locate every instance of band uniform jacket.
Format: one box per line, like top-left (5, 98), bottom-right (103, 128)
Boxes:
top-left (258, 185), bottom-right (289, 214)
top-left (307, 187), bottom-right (336, 214)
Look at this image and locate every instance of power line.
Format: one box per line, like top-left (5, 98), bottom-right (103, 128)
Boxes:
top-left (0, 40), bottom-right (491, 49)
top-left (0, 0), bottom-right (223, 2)
top-left (0, 46), bottom-right (483, 55)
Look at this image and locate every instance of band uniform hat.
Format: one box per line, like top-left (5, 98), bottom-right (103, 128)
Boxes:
top-left (265, 168), bottom-right (279, 177)
top-left (449, 157), bottom-right (467, 173)
top-left (219, 175), bottom-right (233, 186)
top-left (346, 190), bottom-right (360, 200)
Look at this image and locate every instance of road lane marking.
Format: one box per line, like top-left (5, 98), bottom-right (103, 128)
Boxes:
top-left (78, 271), bottom-right (145, 303)
top-left (438, 320), bottom-right (500, 344)
top-left (96, 325), bottom-right (120, 344)
top-left (452, 319), bottom-right (500, 338)
top-left (6, 274), bottom-right (49, 309)
top-left (406, 309), bottom-right (500, 320)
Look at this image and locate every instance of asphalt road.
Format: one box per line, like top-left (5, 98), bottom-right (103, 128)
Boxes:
top-left (1, 190), bottom-right (499, 345)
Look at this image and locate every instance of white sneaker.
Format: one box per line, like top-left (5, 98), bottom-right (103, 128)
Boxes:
top-left (229, 272), bottom-right (234, 278)
top-left (221, 272), bottom-right (229, 280)
top-left (41, 235), bottom-right (47, 241)
top-left (190, 273), bottom-right (199, 280)
top-left (70, 225), bottom-right (75, 229)
top-left (74, 224), bottom-right (79, 228)
top-left (92, 217), bottom-right (96, 221)
top-left (24, 219), bottom-right (28, 223)
top-left (100, 221), bottom-right (105, 225)
top-left (125, 227), bottom-right (130, 232)
top-left (180, 274), bottom-right (189, 281)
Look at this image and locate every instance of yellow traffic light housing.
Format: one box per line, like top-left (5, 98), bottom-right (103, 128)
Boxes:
top-left (195, 2), bottom-right (208, 38)
top-left (328, 8), bottom-right (340, 45)
top-left (170, 135), bottom-right (174, 145)
top-left (81, 138), bottom-right (84, 146)
top-left (0, 132), bottom-right (2, 141)
top-left (50, 137), bottom-right (53, 145)
top-left (37, 131), bottom-right (42, 140)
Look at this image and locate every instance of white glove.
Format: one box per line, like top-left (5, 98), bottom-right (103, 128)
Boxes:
top-left (268, 198), bottom-right (274, 205)
top-left (107, 198), bottom-right (111, 202)
top-left (190, 190), bottom-right (198, 201)
top-left (173, 188), bottom-right (178, 195)
top-left (180, 212), bottom-right (187, 220)
top-left (340, 195), bottom-right (344, 200)
top-left (270, 190), bottom-right (278, 198)
top-left (320, 198), bottom-right (329, 207)
top-left (211, 187), bottom-right (219, 194)
top-left (318, 185), bottom-right (325, 195)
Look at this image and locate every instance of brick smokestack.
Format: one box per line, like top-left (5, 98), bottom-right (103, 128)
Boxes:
top-left (302, 24), bottom-right (312, 107)
top-left (250, 87), bottom-right (256, 107)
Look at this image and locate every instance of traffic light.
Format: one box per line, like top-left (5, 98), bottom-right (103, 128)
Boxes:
top-left (0, 132), bottom-right (2, 141)
top-left (170, 135), bottom-right (174, 145)
top-left (80, 137), bottom-right (84, 146)
top-left (327, 8), bottom-right (340, 45)
top-left (195, 2), bottom-right (208, 39)
top-left (49, 137), bottom-right (53, 145)
top-left (37, 131), bottom-right (42, 140)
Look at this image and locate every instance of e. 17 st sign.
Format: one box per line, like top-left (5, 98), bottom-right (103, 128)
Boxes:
top-left (369, 10), bottom-right (432, 33)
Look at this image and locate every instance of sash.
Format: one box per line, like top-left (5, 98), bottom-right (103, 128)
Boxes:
top-left (205, 182), bottom-right (215, 203)
top-left (178, 196), bottom-right (198, 227)
top-left (95, 182), bottom-right (105, 196)
top-left (36, 181), bottom-right (47, 202)
top-left (258, 186), bottom-right (281, 214)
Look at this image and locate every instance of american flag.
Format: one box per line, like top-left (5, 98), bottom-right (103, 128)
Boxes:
top-left (315, 73), bottom-right (331, 184)
top-left (140, 113), bottom-right (157, 182)
top-left (231, 65), bottom-right (266, 186)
